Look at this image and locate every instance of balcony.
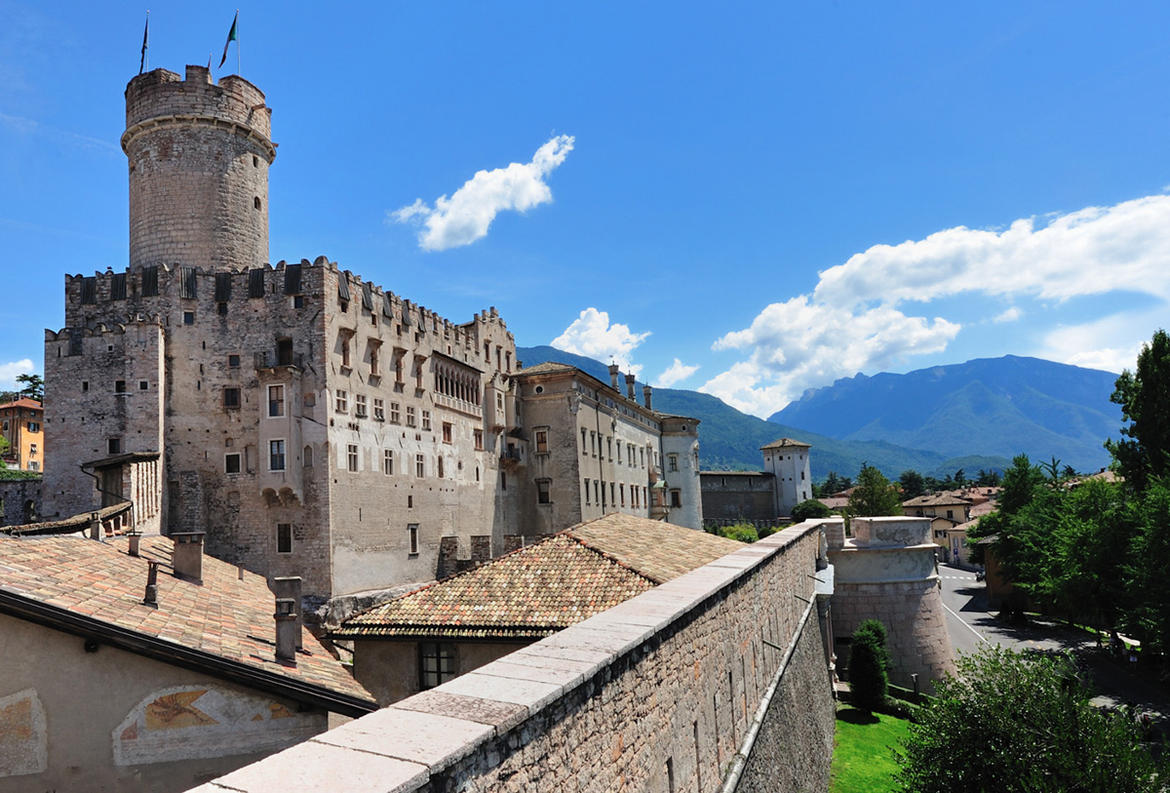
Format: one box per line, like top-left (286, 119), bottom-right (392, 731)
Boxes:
top-left (254, 350), bottom-right (305, 371)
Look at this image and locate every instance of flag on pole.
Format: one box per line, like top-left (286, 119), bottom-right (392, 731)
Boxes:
top-left (218, 11), bottom-right (238, 69)
top-left (139, 12), bottom-right (149, 74)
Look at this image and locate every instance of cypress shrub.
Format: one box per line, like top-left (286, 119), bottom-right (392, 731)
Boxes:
top-left (849, 618), bottom-right (889, 712)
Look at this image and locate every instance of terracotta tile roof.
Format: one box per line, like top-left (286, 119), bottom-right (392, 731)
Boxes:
top-left (567, 513), bottom-right (742, 584)
top-left (902, 493), bottom-right (973, 507)
top-left (761, 437), bottom-right (811, 449)
top-left (336, 514), bottom-right (742, 640)
top-left (0, 535), bottom-right (374, 709)
top-left (516, 361), bottom-right (576, 375)
top-left (0, 398), bottom-right (42, 412)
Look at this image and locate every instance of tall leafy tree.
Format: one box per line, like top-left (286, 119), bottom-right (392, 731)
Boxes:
top-left (848, 464), bottom-right (903, 516)
top-left (15, 373), bottom-right (42, 402)
top-left (899, 469), bottom-right (926, 499)
top-left (1107, 328), bottom-right (1170, 490)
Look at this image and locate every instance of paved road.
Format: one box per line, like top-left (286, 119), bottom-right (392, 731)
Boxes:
top-left (937, 563), bottom-right (1168, 721)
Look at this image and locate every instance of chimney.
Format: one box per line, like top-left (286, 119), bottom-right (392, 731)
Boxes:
top-left (274, 598), bottom-right (298, 664)
top-left (643, 384), bottom-right (653, 410)
top-left (88, 512), bottom-right (102, 541)
top-left (608, 363), bottom-right (620, 390)
top-left (272, 576), bottom-right (303, 649)
top-left (143, 560), bottom-right (159, 607)
top-left (625, 373), bottom-right (636, 400)
top-left (127, 530), bottom-right (141, 557)
top-left (171, 532), bottom-right (204, 583)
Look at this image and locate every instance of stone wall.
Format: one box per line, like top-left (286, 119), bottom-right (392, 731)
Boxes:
top-left (190, 522), bottom-right (835, 793)
top-left (0, 478), bottom-right (42, 526)
top-left (700, 472), bottom-right (777, 523)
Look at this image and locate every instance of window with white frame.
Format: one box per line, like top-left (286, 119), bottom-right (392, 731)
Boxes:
top-left (269, 439), bottom-right (286, 471)
top-left (347, 444), bottom-right (359, 472)
top-left (383, 449), bottom-right (394, 475)
top-left (421, 409), bottom-right (431, 431)
top-left (668, 454), bottom-right (679, 472)
top-left (406, 406), bottom-right (417, 427)
top-left (390, 401), bottom-right (401, 424)
top-left (373, 398), bottom-right (385, 421)
top-left (335, 389), bottom-right (348, 413)
top-left (355, 394), bottom-right (368, 418)
top-left (267, 384), bottom-right (284, 417)
top-left (415, 453), bottom-right (425, 477)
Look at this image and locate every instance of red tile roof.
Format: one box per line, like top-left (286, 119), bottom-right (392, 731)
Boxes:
top-left (0, 398), bottom-right (42, 412)
top-left (0, 534), bottom-right (374, 711)
top-left (336, 513), bottom-right (742, 640)
top-left (761, 437), bottom-right (811, 449)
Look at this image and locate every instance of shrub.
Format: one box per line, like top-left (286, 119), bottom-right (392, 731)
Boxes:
top-left (791, 498), bottom-right (832, 521)
top-left (848, 619), bottom-right (889, 713)
top-left (718, 523), bottom-right (760, 543)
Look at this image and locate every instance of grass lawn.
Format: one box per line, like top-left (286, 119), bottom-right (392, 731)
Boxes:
top-left (830, 706), bottom-right (911, 793)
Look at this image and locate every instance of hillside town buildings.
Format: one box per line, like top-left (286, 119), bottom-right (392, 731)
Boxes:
top-left (39, 64), bottom-right (702, 612)
top-left (0, 398), bottom-right (43, 472)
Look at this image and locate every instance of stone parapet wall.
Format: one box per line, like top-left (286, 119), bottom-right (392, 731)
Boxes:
top-left (189, 522), bottom-right (835, 793)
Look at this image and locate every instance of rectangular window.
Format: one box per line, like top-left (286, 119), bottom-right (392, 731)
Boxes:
top-left (421, 409), bottom-right (431, 431)
top-left (594, 480), bottom-right (600, 504)
top-left (139, 380), bottom-right (149, 391)
top-left (276, 523), bottom-right (292, 554)
top-left (269, 439), bottom-right (286, 471)
top-left (669, 454), bottom-right (679, 472)
top-left (268, 384), bottom-right (284, 417)
top-left (406, 406), bottom-right (417, 427)
top-left (415, 453), bottom-right (425, 477)
top-left (228, 354), bottom-right (240, 368)
top-left (584, 478), bottom-right (591, 505)
top-left (383, 449), bottom-right (394, 475)
top-left (108, 438), bottom-right (121, 455)
top-left (225, 453), bottom-right (241, 474)
top-left (223, 387), bottom-right (240, 409)
top-left (355, 393), bottom-right (368, 418)
top-left (347, 444), bottom-right (359, 472)
top-left (369, 343), bottom-right (380, 375)
top-left (671, 489), bottom-right (682, 508)
top-left (183, 311), bottom-right (195, 325)
top-left (537, 479), bottom-right (551, 504)
top-left (341, 335), bottom-right (351, 368)
top-left (390, 402), bottom-right (401, 424)
top-left (442, 421), bottom-right (453, 444)
top-left (408, 523), bottom-right (419, 555)
top-left (581, 428), bottom-right (588, 453)
top-left (335, 389), bottom-right (348, 413)
top-left (474, 429), bottom-right (484, 450)
top-left (535, 429), bottom-right (548, 454)
top-left (373, 398), bottom-right (385, 421)
top-left (27, 422), bottom-right (39, 433)
top-left (608, 438), bottom-right (613, 461)
top-left (115, 380), bottom-right (126, 393)
top-left (590, 431), bottom-right (597, 456)
top-left (620, 484), bottom-right (625, 506)
top-left (419, 642), bottom-right (456, 690)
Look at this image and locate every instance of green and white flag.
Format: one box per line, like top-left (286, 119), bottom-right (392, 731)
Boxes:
top-left (218, 11), bottom-right (238, 69)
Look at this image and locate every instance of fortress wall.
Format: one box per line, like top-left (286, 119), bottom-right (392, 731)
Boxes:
top-left (190, 522), bottom-right (836, 793)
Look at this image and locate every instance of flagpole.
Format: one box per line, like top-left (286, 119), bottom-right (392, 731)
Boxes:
top-left (237, 9), bottom-right (241, 75)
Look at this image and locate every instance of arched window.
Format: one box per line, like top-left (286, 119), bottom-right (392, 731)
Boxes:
top-left (303, 445), bottom-right (313, 467)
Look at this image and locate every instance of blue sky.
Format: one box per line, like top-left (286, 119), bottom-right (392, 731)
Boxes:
top-left (3, 1), bottom-right (1168, 416)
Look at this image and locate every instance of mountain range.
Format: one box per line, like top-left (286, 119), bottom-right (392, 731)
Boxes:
top-left (515, 346), bottom-right (1123, 480)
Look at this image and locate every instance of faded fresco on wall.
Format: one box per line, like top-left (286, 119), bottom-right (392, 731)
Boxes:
top-left (112, 684), bottom-right (322, 766)
top-left (0, 688), bottom-right (47, 778)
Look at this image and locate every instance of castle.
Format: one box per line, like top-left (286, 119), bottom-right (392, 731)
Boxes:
top-left (42, 65), bottom-right (702, 609)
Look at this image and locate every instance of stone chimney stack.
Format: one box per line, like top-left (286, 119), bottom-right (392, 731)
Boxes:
top-left (272, 577), bottom-right (303, 650)
top-left (127, 530), bottom-right (141, 557)
top-left (274, 598), bottom-right (298, 664)
top-left (643, 385), bottom-right (653, 410)
top-left (143, 560), bottom-right (159, 607)
top-left (626, 373), bottom-right (637, 400)
top-left (88, 512), bottom-right (102, 541)
top-left (608, 363), bottom-right (620, 390)
top-left (171, 532), bottom-right (204, 583)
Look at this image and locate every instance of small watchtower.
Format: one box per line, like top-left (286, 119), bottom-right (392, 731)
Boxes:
top-left (122, 65), bottom-right (275, 271)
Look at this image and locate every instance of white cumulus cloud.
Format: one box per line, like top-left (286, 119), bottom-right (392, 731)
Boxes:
top-left (551, 308), bottom-right (649, 376)
top-left (702, 193), bottom-right (1170, 417)
top-left (654, 358), bottom-right (699, 388)
top-left (0, 359), bottom-right (35, 391)
top-left (392, 135), bottom-right (575, 251)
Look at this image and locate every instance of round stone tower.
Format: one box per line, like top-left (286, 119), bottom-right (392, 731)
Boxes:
top-left (122, 65), bottom-right (275, 271)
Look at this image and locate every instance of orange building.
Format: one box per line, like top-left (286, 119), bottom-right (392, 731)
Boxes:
top-left (0, 398), bottom-right (44, 471)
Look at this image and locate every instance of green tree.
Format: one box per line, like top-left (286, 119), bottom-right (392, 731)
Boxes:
top-left (1122, 477), bottom-right (1170, 652)
top-left (975, 468), bottom-right (1001, 487)
top-left (791, 498), bottom-right (832, 521)
top-left (896, 646), bottom-right (1166, 793)
top-left (1107, 328), bottom-right (1170, 490)
top-left (953, 468), bottom-right (966, 487)
top-left (848, 464), bottom-right (903, 516)
top-left (848, 619), bottom-right (889, 713)
top-left (899, 469), bottom-right (926, 499)
top-left (15, 373), bottom-right (43, 402)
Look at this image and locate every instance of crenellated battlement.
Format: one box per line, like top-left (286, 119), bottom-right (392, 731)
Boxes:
top-left (46, 313), bottom-right (164, 342)
top-left (123, 65), bottom-right (272, 152)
